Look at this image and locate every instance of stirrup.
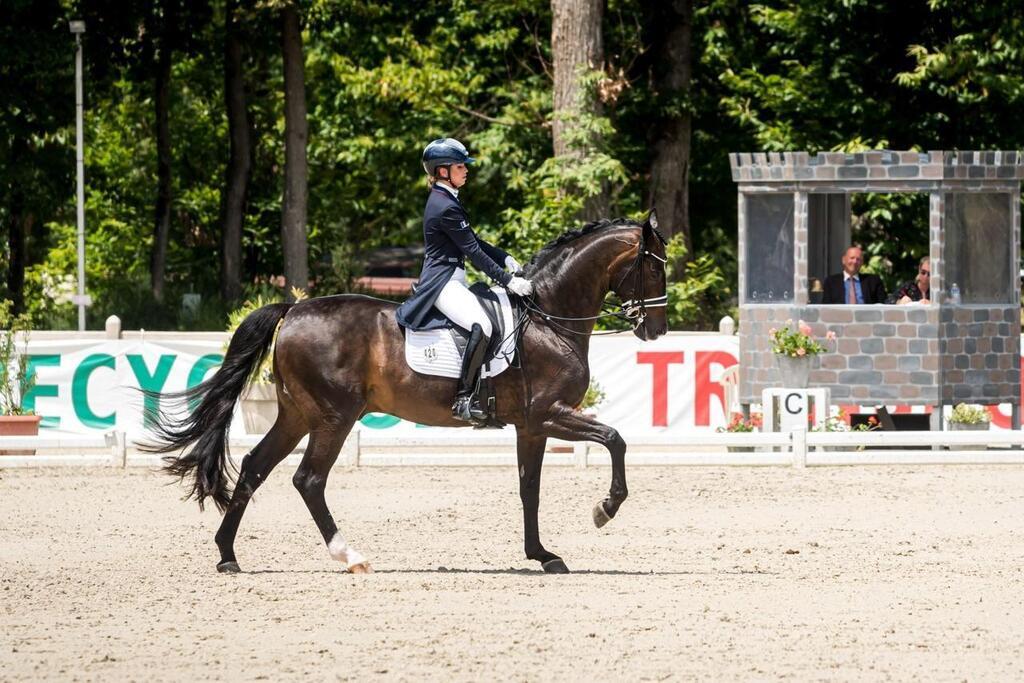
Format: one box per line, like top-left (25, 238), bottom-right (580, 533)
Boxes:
top-left (452, 395), bottom-right (488, 424)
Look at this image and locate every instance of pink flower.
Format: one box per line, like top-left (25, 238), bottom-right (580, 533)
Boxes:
top-left (826, 330), bottom-right (837, 341)
top-left (768, 328), bottom-right (777, 336)
top-left (798, 321), bottom-right (812, 336)
top-left (796, 347), bottom-right (806, 356)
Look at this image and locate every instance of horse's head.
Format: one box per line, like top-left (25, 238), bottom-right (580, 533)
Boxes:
top-left (523, 212), bottom-right (669, 340)
top-left (607, 210), bottom-right (669, 341)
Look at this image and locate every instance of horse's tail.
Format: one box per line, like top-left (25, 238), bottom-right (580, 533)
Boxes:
top-left (146, 303), bottom-right (293, 512)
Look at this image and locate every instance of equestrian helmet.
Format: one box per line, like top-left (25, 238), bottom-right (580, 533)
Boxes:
top-left (422, 138), bottom-right (476, 176)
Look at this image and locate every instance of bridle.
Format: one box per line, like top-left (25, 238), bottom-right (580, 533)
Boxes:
top-left (614, 234), bottom-right (668, 328)
top-left (519, 229), bottom-right (669, 335)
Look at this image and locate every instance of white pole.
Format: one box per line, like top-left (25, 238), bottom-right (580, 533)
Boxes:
top-left (74, 31), bottom-right (87, 331)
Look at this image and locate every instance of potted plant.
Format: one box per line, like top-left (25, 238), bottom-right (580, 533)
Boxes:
top-left (578, 378), bottom-right (606, 416)
top-left (0, 301), bottom-right (41, 453)
top-left (717, 413), bottom-right (762, 452)
top-left (230, 287), bottom-right (306, 434)
top-left (768, 319), bottom-right (836, 388)
top-left (947, 403), bottom-right (990, 450)
top-left (810, 408), bottom-right (879, 451)
top-left (947, 403), bottom-right (990, 431)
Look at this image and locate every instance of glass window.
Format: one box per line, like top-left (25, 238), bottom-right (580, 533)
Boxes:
top-left (745, 194), bottom-right (794, 302)
top-left (944, 193), bottom-right (1013, 304)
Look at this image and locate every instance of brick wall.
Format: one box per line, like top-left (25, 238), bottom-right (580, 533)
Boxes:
top-left (730, 150), bottom-right (1024, 184)
top-left (740, 305), bottom-right (943, 403)
top-left (940, 306), bottom-right (1021, 402)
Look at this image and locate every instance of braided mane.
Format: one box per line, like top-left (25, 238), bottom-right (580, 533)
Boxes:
top-left (523, 217), bottom-right (649, 275)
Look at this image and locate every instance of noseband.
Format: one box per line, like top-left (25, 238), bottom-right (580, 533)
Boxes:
top-left (616, 240), bottom-right (668, 330)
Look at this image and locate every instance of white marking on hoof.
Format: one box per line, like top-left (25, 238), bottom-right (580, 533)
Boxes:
top-left (329, 532), bottom-right (370, 573)
top-left (593, 502), bottom-right (612, 528)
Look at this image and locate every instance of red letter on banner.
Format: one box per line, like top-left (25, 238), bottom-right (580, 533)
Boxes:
top-left (636, 351), bottom-right (685, 427)
top-left (694, 351), bottom-right (739, 426)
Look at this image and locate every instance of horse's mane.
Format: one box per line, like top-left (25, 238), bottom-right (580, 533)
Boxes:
top-left (523, 217), bottom-right (653, 276)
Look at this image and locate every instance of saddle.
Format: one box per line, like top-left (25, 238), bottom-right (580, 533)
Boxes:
top-left (403, 284), bottom-right (525, 427)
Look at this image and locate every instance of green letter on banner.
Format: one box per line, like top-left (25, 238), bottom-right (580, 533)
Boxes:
top-left (23, 355), bottom-right (61, 428)
top-left (127, 354), bottom-right (176, 428)
top-left (72, 354), bottom-right (116, 429)
top-left (360, 412), bottom-right (400, 429)
top-left (186, 354), bottom-right (223, 411)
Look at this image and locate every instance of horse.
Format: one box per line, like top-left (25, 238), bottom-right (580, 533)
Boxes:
top-left (150, 213), bottom-right (669, 574)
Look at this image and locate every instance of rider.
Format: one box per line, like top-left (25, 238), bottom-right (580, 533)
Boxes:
top-left (396, 138), bottom-right (534, 424)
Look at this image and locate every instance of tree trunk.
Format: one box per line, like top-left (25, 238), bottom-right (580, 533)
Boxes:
top-left (5, 205), bottom-right (29, 316)
top-left (551, 0), bottom-right (607, 220)
top-left (280, 4), bottom-right (308, 298)
top-left (646, 0), bottom-right (693, 251)
top-left (151, 9), bottom-right (174, 304)
top-left (220, 0), bottom-right (251, 303)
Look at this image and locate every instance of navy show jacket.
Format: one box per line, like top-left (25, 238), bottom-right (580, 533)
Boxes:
top-left (395, 185), bottom-right (511, 331)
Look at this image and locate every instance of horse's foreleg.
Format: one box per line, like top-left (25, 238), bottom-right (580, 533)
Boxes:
top-left (214, 414), bottom-right (306, 573)
top-left (292, 412), bottom-right (370, 573)
top-left (515, 429), bottom-right (568, 574)
top-left (540, 401), bottom-right (628, 528)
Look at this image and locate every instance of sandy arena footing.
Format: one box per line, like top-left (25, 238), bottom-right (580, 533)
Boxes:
top-left (2, 465), bottom-right (1023, 680)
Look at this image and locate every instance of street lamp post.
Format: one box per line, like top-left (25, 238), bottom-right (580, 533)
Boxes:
top-left (69, 20), bottom-right (90, 331)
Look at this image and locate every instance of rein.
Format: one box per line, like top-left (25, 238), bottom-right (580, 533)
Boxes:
top-left (520, 241), bottom-right (669, 337)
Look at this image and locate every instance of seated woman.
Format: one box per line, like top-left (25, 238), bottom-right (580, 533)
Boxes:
top-left (886, 257), bottom-right (930, 304)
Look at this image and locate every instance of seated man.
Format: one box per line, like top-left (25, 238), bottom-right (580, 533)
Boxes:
top-left (822, 245), bottom-right (887, 304)
top-left (886, 257), bottom-right (931, 304)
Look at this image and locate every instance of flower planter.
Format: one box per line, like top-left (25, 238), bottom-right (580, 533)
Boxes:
top-left (0, 414), bottom-right (43, 455)
top-left (949, 421), bottom-right (990, 451)
top-left (240, 383), bottom-right (278, 435)
top-left (775, 354), bottom-right (813, 388)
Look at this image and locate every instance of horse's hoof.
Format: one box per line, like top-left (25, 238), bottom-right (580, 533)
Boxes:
top-left (592, 502), bottom-right (612, 528)
top-left (542, 559), bottom-right (570, 574)
top-left (217, 561), bottom-right (241, 574)
top-left (347, 562), bottom-right (373, 574)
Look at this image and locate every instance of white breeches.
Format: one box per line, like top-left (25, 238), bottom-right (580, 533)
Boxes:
top-left (433, 269), bottom-right (493, 338)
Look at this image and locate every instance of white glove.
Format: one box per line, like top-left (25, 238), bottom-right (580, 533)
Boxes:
top-left (506, 276), bottom-right (534, 297)
top-left (504, 255), bottom-right (523, 273)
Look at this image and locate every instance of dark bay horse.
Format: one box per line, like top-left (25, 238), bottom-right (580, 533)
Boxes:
top-left (151, 214), bottom-right (668, 574)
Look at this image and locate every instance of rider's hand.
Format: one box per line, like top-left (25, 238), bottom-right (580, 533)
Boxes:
top-left (506, 276), bottom-right (534, 297)
top-left (504, 255), bottom-right (523, 273)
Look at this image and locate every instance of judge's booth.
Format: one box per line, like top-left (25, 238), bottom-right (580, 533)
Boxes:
top-left (730, 150), bottom-right (1023, 430)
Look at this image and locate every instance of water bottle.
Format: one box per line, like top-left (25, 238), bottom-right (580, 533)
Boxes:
top-left (949, 282), bottom-right (961, 305)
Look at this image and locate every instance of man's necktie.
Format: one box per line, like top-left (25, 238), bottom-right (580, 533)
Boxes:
top-left (846, 277), bottom-right (857, 304)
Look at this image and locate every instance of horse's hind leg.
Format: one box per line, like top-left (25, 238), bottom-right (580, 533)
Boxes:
top-left (292, 408), bottom-right (370, 573)
top-left (214, 408), bottom-right (306, 573)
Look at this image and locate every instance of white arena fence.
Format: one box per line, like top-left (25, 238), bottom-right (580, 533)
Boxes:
top-left (2, 429), bottom-right (1023, 468)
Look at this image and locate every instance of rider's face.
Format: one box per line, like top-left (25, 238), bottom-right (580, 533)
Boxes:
top-left (447, 163), bottom-right (468, 188)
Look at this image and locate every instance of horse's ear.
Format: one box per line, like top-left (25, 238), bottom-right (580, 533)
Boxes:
top-left (645, 208), bottom-right (659, 232)
top-left (644, 208), bottom-right (666, 245)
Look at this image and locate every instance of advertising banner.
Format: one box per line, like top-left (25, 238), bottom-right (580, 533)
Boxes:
top-left (10, 333), bottom-right (1021, 437)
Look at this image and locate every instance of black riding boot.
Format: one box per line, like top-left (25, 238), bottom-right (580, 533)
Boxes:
top-left (452, 323), bottom-right (490, 424)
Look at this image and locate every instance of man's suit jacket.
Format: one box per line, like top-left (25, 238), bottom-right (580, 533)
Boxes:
top-left (822, 272), bottom-right (887, 304)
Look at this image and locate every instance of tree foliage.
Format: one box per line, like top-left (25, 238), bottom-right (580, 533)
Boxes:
top-left (4, 0), bottom-right (1023, 331)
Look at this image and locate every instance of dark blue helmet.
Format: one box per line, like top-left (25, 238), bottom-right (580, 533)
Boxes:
top-left (422, 138), bottom-right (476, 176)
